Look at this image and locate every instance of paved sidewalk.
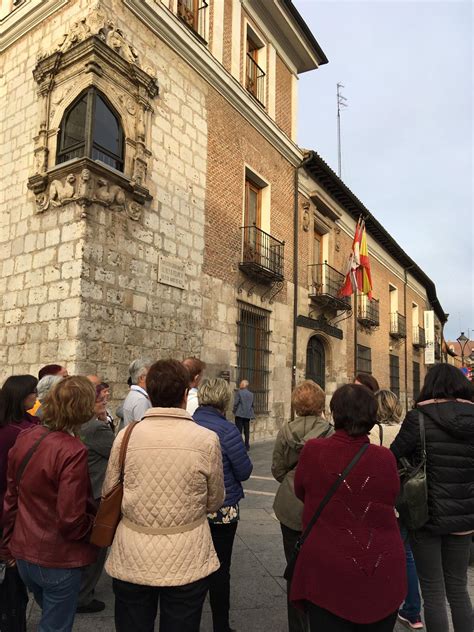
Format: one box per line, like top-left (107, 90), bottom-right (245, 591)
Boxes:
top-left (27, 439), bottom-right (473, 630)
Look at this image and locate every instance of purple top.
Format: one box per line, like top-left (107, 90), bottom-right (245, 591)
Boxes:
top-left (0, 418), bottom-right (36, 526)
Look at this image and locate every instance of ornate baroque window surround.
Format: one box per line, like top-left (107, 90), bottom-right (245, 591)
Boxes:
top-left (27, 2), bottom-right (159, 219)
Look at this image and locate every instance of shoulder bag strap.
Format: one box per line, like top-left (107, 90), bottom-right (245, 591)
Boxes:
top-left (118, 421), bottom-right (140, 484)
top-left (377, 423), bottom-right (384, 446)
top-left (296, 442), bottom-right (369, 551)
top-left (15, 429), bottom-right (51, 487)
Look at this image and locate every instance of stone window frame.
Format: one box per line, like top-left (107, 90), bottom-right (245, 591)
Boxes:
top-left (27, 2), bottom-right (159, 219)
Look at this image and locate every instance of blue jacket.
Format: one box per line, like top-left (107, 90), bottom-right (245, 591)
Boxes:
top-left (194, 406), bottom-right (253, 506)
top-left (233, 388), bottom-right (255, 419)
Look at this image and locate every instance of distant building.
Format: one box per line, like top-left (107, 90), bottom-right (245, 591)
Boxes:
top-left (0, 0), bottom-right (447, 437)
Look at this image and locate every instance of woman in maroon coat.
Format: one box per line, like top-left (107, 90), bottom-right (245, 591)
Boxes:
top-left (290, 384), bottom-right (406, 631)
top-left (3, 376), bottom-right (98, 632)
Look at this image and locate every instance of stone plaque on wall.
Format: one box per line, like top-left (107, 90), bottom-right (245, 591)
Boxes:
top-left (158, 255), bottom-right (185, 290)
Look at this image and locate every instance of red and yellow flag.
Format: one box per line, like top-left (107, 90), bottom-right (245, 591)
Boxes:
top-left (339, 218), bottom-right (373, 299)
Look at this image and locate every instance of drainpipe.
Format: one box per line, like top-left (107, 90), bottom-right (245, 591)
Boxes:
top-left (404, 266), bottom-right (415, 413)
top-left (292, 154), bottom-right (312, 417)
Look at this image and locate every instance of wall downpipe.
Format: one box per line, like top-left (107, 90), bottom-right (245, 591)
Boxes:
top-left (292, 154), bottom-right (312, 418)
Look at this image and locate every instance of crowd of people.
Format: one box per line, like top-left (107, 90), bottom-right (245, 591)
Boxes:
top-left (0, 358), bottom-right (472, 632)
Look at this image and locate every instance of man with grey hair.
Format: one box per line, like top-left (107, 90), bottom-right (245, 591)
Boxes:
top-left (233, 379), bottom-right (255, 451)
top-left (121, 359), bottom-right (151, 428)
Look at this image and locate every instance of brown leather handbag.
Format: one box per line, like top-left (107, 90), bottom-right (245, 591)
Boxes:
top-left (90, 421), bottom-right (139, 547)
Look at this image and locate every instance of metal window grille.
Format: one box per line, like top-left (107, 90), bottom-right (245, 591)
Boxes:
top-left (413, 361), bottom-right (420, 400)
top-left (356, 345), bottom-right (372, 375)
top-left (236, 302), bottom-right (270, 414)
top-left (246, 53), bottom-right (266, 105)
top-left (389, 354), bottom-right (400, 398)
top-left (177, 0), bottom-right (208, 41)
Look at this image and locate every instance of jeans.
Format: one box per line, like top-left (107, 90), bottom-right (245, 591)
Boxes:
top-left (410, 530), bottom-right (473, 632)
top-left (280, 523), bottom-right (309, 632)
top-left (235, 417), bottom-right (250, 449)
top-left (16, 559), bottom-right (81, 632)
top-left (306, 603), bottom-right (397, 631)
top-left (113, 575), bottom-right (209, 632)
top-left (209, 521), bottom-right (238, 632)
top-left (399, 524), bottom-right (421, 621)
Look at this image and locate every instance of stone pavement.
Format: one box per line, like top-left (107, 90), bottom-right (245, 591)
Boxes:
top-left (27, 439), bottom-right (473, 631)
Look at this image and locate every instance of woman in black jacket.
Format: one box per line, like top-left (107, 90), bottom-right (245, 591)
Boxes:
top-left (391, 364), bottom-right (474, 632)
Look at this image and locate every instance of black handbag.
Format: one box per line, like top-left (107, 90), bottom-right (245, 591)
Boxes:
top-left (0, 564), bottom-right (28, 632)
top-left (397, 411), bottom-right (429, 530)
top-left (283, 442), bottom-right (369, 581)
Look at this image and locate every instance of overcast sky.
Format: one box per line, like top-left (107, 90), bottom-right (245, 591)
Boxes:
top-left (294, 0), bottom-right (473, 341)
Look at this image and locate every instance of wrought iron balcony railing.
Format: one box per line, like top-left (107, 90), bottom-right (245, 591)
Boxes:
top-left (177, 0), bottom-right (208, 42)
top-left (390, 312), bottom-right (407, 339)
top-left (412, 326), bottom-right (426, 348)
top-left (246, 53), bottom-right (265, 106)
top-left (239, 225), bottom-right (284, 282)
top-left (308, 263), bottom-right (351, 312)
top-left (357, 296), bottom-right (380, 327)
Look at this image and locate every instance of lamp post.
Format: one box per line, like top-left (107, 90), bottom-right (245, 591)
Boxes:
top-left (456, 332), bottom-right (469, 367)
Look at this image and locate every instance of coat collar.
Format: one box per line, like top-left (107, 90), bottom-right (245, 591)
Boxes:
top-left (141, 407), bottom-right (194, 421)
top-left (333, 429), bottom-right (370, 444)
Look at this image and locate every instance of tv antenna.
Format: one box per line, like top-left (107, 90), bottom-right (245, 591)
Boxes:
top-left (337, 82), bottom-right (348, 177)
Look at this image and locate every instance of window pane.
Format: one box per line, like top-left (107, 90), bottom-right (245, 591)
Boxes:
top-left (247, 188), bottom-right (258, 225)
top-left (93, 95), bottom-right (121, 156)
top-left (63, 94), bottom-right (87, 149)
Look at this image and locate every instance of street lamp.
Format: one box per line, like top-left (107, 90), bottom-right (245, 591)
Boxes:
top-left (456, 332), bottom-right (469, 367)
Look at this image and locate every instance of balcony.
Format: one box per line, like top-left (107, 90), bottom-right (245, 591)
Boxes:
top-left (357, 296), bottom-right (380, 328)
top-left (177, 0), bottom-right (208, 42)
top-left (239, 225), bottom-right (284, 282)
top-left (390, 312), bottom-right (407, 339)
top-left (413, 326), bottom-right (426, 348)
top-left (308, 263), bottom-right (352, 312)
top-left (246, 54), bottom-right (265, 106)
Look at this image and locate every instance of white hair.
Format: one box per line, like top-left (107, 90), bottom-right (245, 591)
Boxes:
top-left (129, 358), bottom-right (151, 385)
top-left (37, 374), bottom-right (63, 402)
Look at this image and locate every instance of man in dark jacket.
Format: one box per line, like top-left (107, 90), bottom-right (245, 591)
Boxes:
top-left (233, 380), bottom-right (255, 450)
top-left (76, 393), bottom-right (115, 614)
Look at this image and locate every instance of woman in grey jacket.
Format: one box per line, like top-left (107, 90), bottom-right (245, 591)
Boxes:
top-left (271, 380), bottom-right (334, 632)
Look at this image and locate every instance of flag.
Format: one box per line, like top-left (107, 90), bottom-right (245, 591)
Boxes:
top-left (339, 218), bottom-right (373, 299)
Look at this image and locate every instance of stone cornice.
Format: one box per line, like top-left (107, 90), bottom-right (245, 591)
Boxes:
top-left (123, 0), bottom-right (303, 167)
top-left (0, 0), bottom-right (68, 53)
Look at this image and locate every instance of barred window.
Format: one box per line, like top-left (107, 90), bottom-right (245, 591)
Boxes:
top-left (413, 361), bottom-right (420, 401)
top-left (236, 302), bottom-right (270, 414)
top-left (389, 354), bottom-right (400, 398)
top-left (356, 345), bottom-right (372, 375)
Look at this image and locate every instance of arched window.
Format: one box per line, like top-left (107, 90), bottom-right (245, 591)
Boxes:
top-left (57, 88), bottom-right (124, 171)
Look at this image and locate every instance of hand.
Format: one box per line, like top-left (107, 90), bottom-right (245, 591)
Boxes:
top-left (6, 559), bottom-right (16, 567)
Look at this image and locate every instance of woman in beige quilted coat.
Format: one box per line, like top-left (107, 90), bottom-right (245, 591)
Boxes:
top-left (102, 359), bottom-right (225, 632)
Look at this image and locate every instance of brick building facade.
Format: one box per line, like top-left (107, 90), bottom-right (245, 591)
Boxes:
top-left (0, 0), bottom-right (446, 437)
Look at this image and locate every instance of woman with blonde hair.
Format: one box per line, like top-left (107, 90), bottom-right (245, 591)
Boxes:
top-left (370, 389), bottom-right (403, 448)
top-left (374, 389), bottom-right (423, 629)
top-left (194, 378), bottom-right (253, 632)
top-left (272, 380), bottom-right (334, 632)
top-left (2, 376), bottom-right (98, 632)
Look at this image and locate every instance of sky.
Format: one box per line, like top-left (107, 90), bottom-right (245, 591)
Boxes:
top-left (293, 0), bottom-right (473, 341)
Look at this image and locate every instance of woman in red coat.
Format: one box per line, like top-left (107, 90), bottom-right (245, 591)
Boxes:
top-left (2, 376), bottom-right (98, 632)
top-left (290, 384), bottom-right (406, 631)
